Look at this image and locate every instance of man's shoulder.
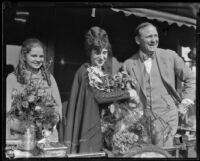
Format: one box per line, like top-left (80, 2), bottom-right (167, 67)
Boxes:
top-left (124, 58), bottom-right (133, 67)
top-left (124, 54), bottom-right (138, 65)
top-left (157, 48), bottom-right (176, 56)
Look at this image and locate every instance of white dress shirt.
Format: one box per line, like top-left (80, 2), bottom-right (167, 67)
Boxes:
top-left (144, 57), bottom-right (152, 74)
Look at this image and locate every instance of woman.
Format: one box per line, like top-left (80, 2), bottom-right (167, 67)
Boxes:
top-left (64, 26), bottom-right (138, 154)
top-left (6, 38), bottom-right (62, 142)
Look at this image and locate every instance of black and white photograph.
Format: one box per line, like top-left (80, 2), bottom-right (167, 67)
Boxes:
top-left (2, 2), bottom-right (199, 159)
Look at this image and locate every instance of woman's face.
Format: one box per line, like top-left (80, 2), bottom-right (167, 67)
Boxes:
top-left (91, 48), bottom-right (108, 68)
top-left (25, 46), bottom-right (45, 71)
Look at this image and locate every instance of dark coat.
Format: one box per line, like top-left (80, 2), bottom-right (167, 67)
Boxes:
top-left (64, 63), bottom-right (129, 154)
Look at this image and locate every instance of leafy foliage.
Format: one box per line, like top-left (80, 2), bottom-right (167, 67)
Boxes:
top-left (87, 66), bottom-right (148, 154)
top-left (7, 78), bottom-right (59, 140)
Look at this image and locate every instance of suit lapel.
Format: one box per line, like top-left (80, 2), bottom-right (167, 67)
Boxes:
top-left (131, 53), bottom-right (146, 96)
top-left (156, 49), bottom-right (182, 103)
top-left (156, 50), bottom-right (171, 86)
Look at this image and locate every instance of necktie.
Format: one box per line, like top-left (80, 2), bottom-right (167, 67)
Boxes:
top-left (142, 53), bottom-right (155, 61)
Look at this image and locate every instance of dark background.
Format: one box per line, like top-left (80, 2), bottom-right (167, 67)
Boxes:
top-left (3, 2), bottom-right (197, 103)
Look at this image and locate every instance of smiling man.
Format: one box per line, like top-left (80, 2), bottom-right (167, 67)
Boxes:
top-left (123, 22), bottom-right (195, 148)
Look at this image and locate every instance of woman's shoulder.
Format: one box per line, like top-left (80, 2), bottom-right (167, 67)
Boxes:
top-left (49, 73), bottom-right (54, 79)
top-left (7, 72), bottom-right (17, 82)
top-left (6, 72), bottom-right (21, 89)
top-left (72, 63), bottom-right (90, 83)
top-left (76, 63), bottom-right (89, 75)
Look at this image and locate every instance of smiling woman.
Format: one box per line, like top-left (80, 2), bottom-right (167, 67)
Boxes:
top-left (6, 38), bottom-right (62, 143)
top-left (25, 46), bottom-right (45, 72)
top-left (64, 26), bottom-right (115, 154)
top-left (91, 48), bottom-right (108, 69)
top-left (63, 26), bottom-right (139, 155)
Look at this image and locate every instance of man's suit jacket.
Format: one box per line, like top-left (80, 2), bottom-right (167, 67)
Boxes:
top-left (123, 48), bottom-right (195, 107)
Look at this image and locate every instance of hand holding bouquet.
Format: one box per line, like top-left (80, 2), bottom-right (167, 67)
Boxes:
top-left (87, 66), bottom-right (147, 154)
top-left (7, 78), bottom-right (60, 141)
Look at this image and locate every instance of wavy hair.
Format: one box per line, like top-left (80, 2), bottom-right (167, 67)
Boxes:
top-left (15, 38), bottom-right (51, 86)
top-left (85, 26), bottom-right (112, 59)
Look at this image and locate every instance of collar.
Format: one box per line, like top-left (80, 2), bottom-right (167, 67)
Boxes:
top-left (139, 50), bottom-right (156, 61)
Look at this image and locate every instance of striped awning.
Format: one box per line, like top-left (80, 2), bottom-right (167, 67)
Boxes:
top-left (111, 8), bottom-right (196, 29)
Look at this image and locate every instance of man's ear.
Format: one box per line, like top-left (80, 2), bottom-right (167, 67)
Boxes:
top-left (135, 36), bottom-right (140, 45)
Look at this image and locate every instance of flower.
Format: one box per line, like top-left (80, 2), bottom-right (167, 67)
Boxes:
top-left (87, 66), bottom-right (148, 154)
top-left (112, 130), bottom-right (139, 154)
top-left (35, 106), bottom-right (42, 111)
top-left (11, 89), bottom-right (18, 97)
top-left (22, 101), bottom-right (29, 108)
top-left (87, 66), bottom-right (137, 94)
top-left (7, 78), bottom-right (59, 141)
top-left (109, 104), bottom-right (115, 114)
top-left (28, 95), bottom-right (35, 102)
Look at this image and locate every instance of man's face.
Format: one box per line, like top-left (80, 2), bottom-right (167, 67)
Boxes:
top-left (136, 25), bottom-right (159, 55)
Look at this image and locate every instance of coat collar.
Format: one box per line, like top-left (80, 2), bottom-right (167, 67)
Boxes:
top-left (131, 48), bottom-right (169, 96)
top-left (130, 52), bottom-right (146, 96)
top-left (130, 48), bottom-right (181, 102)
top-left (155, 49), bottom-right (182, 103)
top-left (155, 49), bottom-right (170, 85)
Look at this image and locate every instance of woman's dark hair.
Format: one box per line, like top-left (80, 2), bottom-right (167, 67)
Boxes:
top-left (85, 26), bottom-right (112, 59)
top-left (134, 22), bottom-right (158, 37)
top-left (15, 38), bottom-right (51, 86)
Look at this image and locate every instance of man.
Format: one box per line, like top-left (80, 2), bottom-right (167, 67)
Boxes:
top-left (123, 22), bottom-right (195, 148)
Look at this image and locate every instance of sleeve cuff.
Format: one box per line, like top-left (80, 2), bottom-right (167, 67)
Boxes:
top-left (181, 98), bottom-right (194, 105)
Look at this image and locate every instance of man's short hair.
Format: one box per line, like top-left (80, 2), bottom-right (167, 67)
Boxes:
top-left (134, 22), bottom-right (157, 37)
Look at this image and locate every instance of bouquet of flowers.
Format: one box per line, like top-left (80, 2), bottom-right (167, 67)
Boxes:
top-left (87, 66), bottom-right (137, 93)
top-left (87, 66), bottom-right (148, 154)
top-left (7, 78), bottom-right (60, 141)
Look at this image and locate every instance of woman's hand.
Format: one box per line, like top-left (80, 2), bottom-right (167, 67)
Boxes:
top-left (126, 82), bottom-right (139, 103)
top-left (128, 89), bottom-right (139, 103)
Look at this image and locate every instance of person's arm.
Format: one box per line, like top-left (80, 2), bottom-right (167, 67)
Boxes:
top-left (171, 51), bottom-right (195, 114)
top-left (122, 59), bottom-right (135, 79)
top-left (89, 85), bottom-right (130, 104)
top-left (50, 74), bottom-right (62, 119)
top-left (172, 51), bottom-right (195, 102)
top-left (6, 73), bottom-right (22, 139)
top-left (6, 73), bottom-right (15, 113)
